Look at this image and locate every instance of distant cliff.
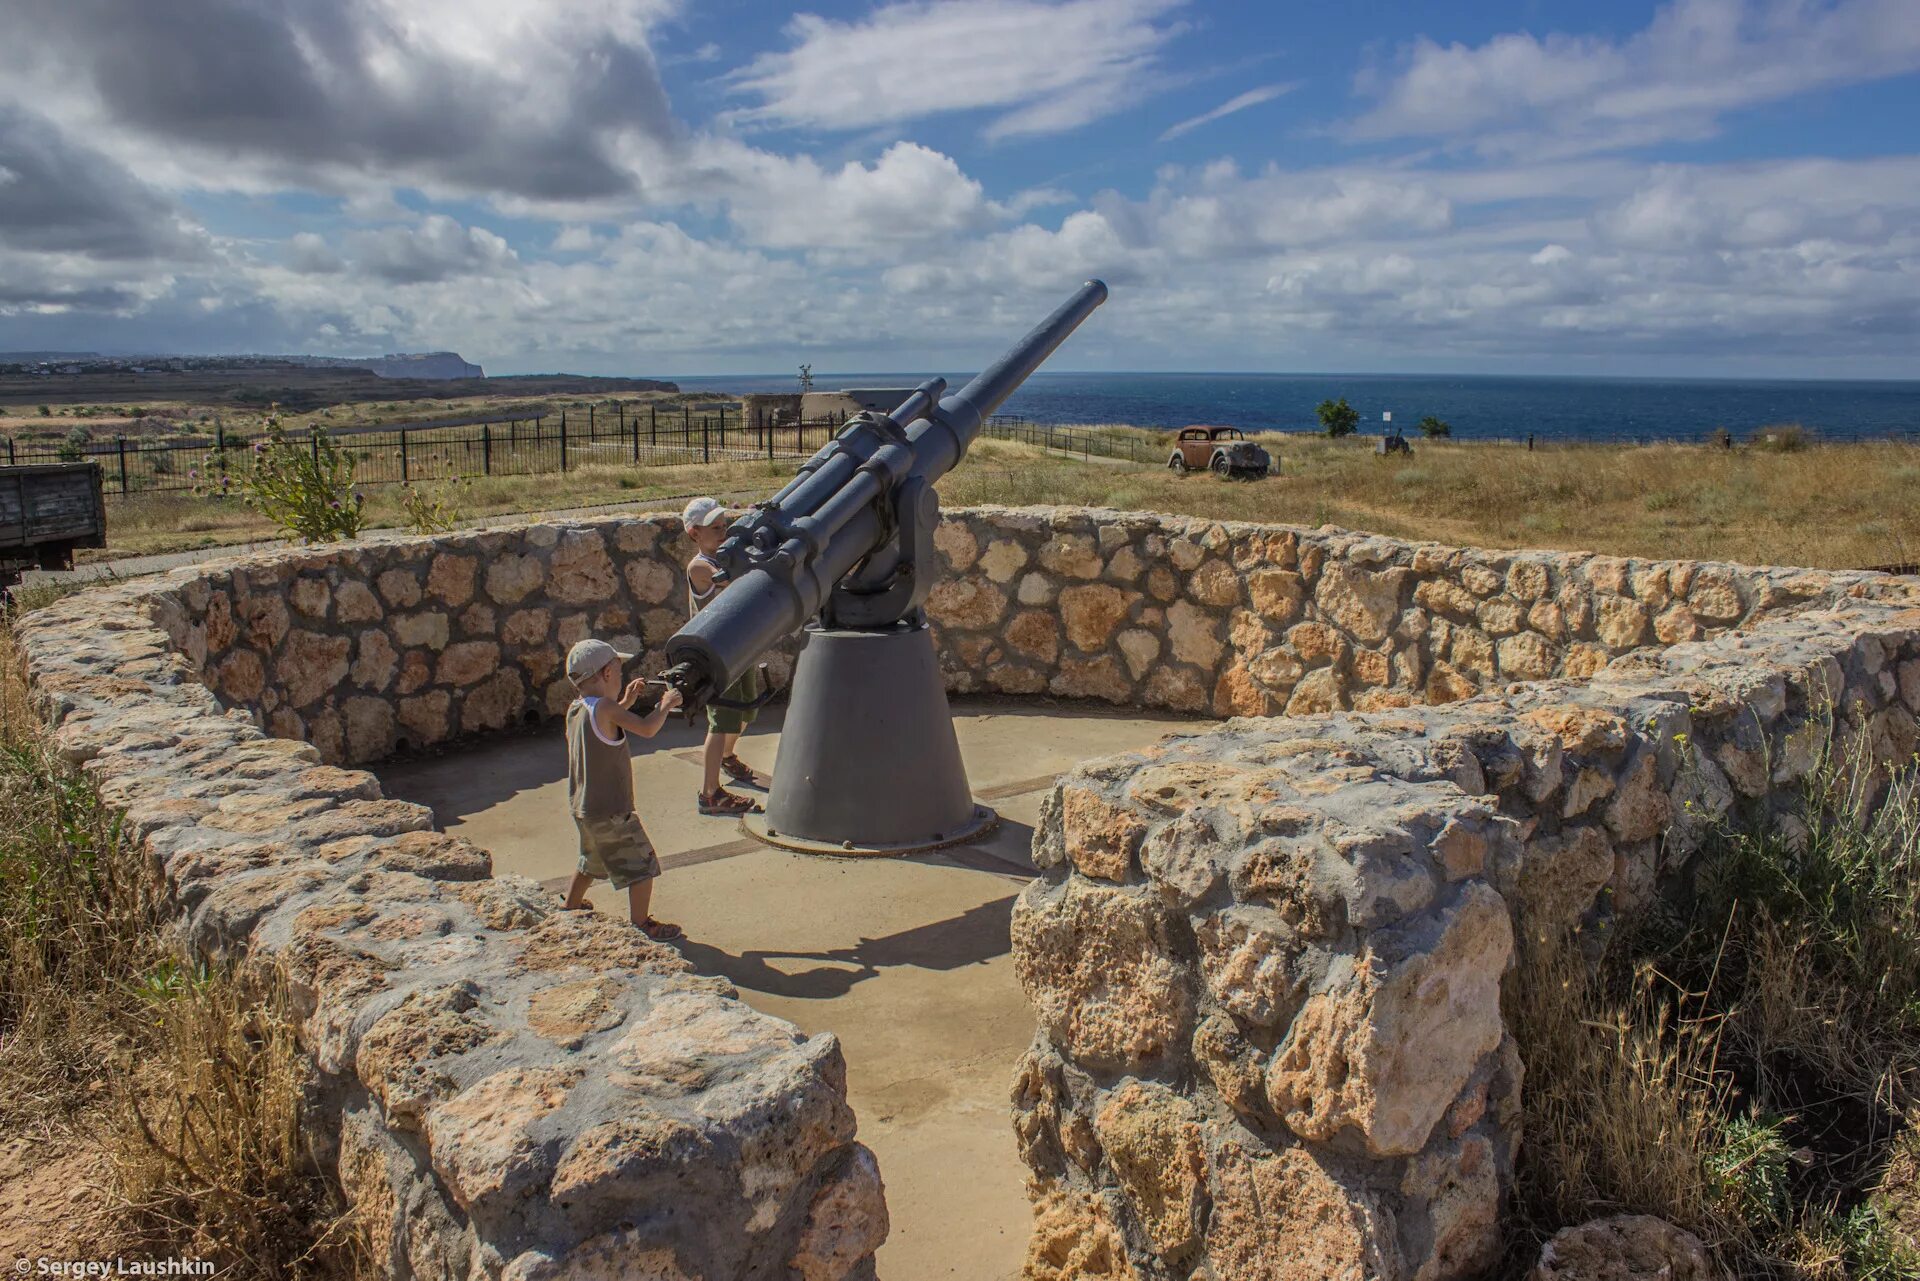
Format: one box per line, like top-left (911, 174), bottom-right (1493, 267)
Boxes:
top-left (357, 351), bottom-right (484, 380)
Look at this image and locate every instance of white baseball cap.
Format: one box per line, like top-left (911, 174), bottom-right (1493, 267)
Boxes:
top-left (682, 496), bottom-right (729, 528)
top-left (565, 637), bottom-right (638, 681)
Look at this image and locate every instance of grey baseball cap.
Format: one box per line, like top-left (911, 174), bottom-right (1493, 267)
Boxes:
top-left (565, 637), bottom-right (638, 681)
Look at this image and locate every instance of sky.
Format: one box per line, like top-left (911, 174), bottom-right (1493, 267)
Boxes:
top-left (2, 0), bottom-right (1919, 378)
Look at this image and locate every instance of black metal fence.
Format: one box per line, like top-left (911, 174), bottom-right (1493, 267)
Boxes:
top-left (2, 403), bottom-right (863, 500)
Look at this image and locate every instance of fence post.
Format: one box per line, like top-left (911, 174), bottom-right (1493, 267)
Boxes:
top-left (631, 410), bottom-right (639, 462)
top-left (650, 404), bottom-right (657, 447)
top-left (117, 436), bottom-right (128, 495)
top-left (483, 423), bottom-right (492, 475)
top-left (589, 404), bottom-right (595, 436)
top-left (400, 429), bottom-right (409, 485)
top-left (559, 411), bottom-right (568, 472)
top-left (703, 416), bottom-right (710, 464)
top-left (310, 428), bottom-right (320, 470)
top-left (215, 424), bottom-right (225, 455)
top-left (6, 436), bottom-right (13, 465)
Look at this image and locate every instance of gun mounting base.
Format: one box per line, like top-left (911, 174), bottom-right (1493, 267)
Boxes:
top-left (739, 622), bottom-right (993, 857)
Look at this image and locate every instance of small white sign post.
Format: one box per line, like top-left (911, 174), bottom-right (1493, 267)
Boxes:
top-left (1382, 412), bottom-right (1392, 423)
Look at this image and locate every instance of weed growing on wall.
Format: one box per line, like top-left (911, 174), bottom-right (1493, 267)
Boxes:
top-left (1505, 724), bottom-right (1920, 1278)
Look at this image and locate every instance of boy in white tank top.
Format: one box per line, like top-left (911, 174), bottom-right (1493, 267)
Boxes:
top-left (683, 496), bottom-right (763, 815)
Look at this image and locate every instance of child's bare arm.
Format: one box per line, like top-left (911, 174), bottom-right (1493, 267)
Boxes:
top-left (687, 558), bottom-right (728, 598)
top-left (598, 680), bottom-right (680, 739)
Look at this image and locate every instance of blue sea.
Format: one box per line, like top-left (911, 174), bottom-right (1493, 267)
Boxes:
top-left (668, 372), bottom-right (1920, 445)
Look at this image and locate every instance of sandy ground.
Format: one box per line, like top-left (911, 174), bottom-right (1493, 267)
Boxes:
top-left (378, 697), bottom-right (1194, 1281)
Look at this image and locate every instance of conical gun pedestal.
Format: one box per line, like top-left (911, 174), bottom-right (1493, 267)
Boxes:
top-left (742, 623), bottom-right (996, 856)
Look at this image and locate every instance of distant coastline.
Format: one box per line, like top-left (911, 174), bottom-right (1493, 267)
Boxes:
top-left (672, 370), bottom-right (1920, 444)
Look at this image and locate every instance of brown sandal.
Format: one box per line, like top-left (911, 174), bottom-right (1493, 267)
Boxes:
top-left (698, 788), bottom-right (757, 816)
top-left (640, 917), bottom-right (684, 941)
top-left (721, 753), bottom-right (758, 784)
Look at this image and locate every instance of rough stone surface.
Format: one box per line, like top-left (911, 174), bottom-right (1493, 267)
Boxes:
top-left (17, 517), bottom-right (883, 1281)
top-left (1530, 1215), bottom-right (1722, 1280)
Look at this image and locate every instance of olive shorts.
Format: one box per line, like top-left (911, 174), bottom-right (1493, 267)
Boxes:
top-left (707, 667), bottom-right (762, 736)
top-left (574, 812), bottom-right (661, 890)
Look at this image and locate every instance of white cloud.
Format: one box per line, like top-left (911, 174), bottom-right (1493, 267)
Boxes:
top-left (1350, 0), bottom-right (1920, 157)
top-left (1159, 82), bottom-right (1297, 141)
top-left (724, 0), bottom-right (1188, 139)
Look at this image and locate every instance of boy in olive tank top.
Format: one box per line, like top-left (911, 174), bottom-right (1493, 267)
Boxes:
top-left (559, 638), bottom-right (684, 941)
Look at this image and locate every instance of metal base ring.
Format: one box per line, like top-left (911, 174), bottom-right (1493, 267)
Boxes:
top-left (741, 804), bottom-right (999, 858)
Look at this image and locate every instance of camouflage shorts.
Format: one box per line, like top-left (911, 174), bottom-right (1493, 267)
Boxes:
top-left (574, 812), bottom-right (661, 890)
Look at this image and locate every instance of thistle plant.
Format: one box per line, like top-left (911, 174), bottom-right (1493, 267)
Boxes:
top-left (399, 477), bottom-right (468, 535)
top-left (236, 411), bottom-right (364, 542)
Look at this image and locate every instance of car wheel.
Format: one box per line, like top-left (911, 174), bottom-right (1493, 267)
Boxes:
top-left (1211, 453), bottom-right (1232, 475)
top-left (1169, 454), bottom-right (1188, 474)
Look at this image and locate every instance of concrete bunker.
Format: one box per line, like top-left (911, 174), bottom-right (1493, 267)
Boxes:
top-left (16, 505), bottom-right (1920, 1278)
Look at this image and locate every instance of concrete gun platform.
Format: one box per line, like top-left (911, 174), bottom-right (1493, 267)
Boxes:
top-left (377, 697), bottom-right (1195, 1281)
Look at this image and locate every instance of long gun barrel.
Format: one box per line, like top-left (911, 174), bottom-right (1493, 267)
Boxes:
top-left (661, 280), bottom-right (1108, 709)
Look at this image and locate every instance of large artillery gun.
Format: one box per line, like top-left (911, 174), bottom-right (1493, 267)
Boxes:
top-left (659, 281), bottom-right (1109, 853)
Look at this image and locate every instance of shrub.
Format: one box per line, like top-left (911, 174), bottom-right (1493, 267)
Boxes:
top-left (1752, 423), bottom-right (1811, 452)
top-left (56, 426), bottom-right (91, 461)
top-left (237, 413), bottom-right (365, 543)
top-left (37, 404), bottom-right (50, 417)
top-left (1418, 415), bottom-right (1452, 438)
top-left (1315, 397), bottom-right (1359, 438)
top-left (1507, 723), bottom-right (1920, 1276)
top-left (1706, 425), bottom-right (1734, 448)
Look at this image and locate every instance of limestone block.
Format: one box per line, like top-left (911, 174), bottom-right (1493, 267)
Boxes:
top-left (280, 630), bottom-right (351, 708)
top-left (1265, 884), bottom-right (1511, 1157)
top-left (1022, 1188), bottom-right (1138, 1281)
top-left (289, 576), bottom-right (332, 619)
top-left (1315, 561), bottom-right (1402, 644)
top-left (378, 568), bottom-right (424, 608)
top-left (1187, 559), bottom-right (1242, 608)
top-left (427, 553), bottom-right (477, 606)
top-left (1203, 1142), bottom-right (1397, 1281)
top-left (1039, 534), bottom-right (1102, 579)
top-left (1194, 904), bottom-right (1308, 1028)
top-left (1092, 1081), bottom-right (1206, 1255)
top-left (1687, 569), bottom-right (1745, 623)
top-left (933, 519), bottom-right (979, 571)
top-left (926, 578), bottom-right (1007, 631)
top-left (978, 539), bottom-right (1029, 583)
top-left (549, 531), bottom-right (617, 605)
top-left (1006, 610), bottom-right (1061, 664)
top-left (460, 670), bottom-right (525, 734)
top-left (436, 641), bottom-right (500, 688)
top-left (1168, 600), bottom-right (1225, 669)
top-left (1012, 878), bottom-right (1194, 1073)
top-left (485, 554), bottom-right (544, 605)
top-left (1052, 655), bottom-right (1133, 703)
top-left (1060, 584), bottom-right (1131, 652)
top-left (624, 559), bottom-right (676, 605)
top-left (394, 611), bottom-right (451, 651)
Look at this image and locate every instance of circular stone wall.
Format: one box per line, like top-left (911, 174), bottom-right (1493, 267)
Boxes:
top-left (17, 505), bottom-right (1919, 1280)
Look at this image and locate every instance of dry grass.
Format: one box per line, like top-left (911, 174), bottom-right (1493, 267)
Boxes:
top-left (952, 431), bottom-right (1920, 570)
top-left (0, 616), bottom-right (370, 1277)
top-left (1505, 729), bottom-right (1920, 1278)
top-left (67, 427), bottom-right (1920, 570)
top-left (88, 455), bottom-right (802, 558)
